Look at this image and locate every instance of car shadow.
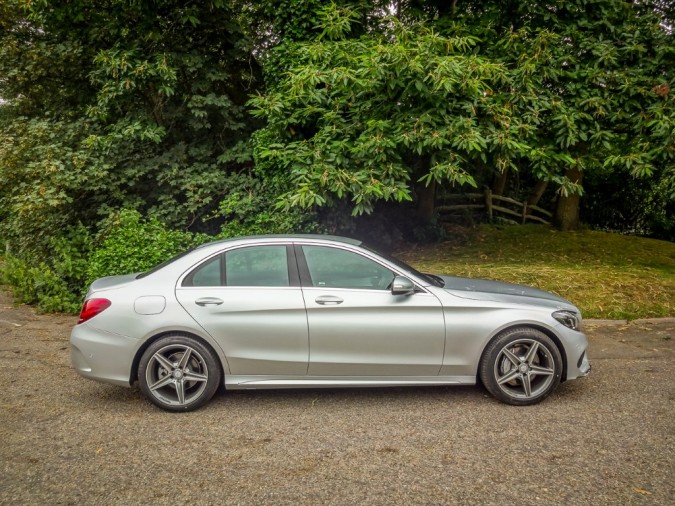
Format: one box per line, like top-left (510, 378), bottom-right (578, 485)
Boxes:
top-left (76, 378), bottom-right (588, 412)
top-left (211, 383), bottom-right (488, 408)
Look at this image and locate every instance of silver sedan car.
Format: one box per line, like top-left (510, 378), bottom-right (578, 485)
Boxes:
top-left (71, 235), bottom-right (591, 411)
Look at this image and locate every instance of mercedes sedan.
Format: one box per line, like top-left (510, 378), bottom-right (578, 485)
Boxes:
top-left (71, 235), bottom-right (591, 411)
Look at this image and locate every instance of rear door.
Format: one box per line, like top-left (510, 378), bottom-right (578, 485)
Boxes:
top-left (297, 243), bottom-right (446, 376)
top-left (175, 244), bottom-right (308, 375)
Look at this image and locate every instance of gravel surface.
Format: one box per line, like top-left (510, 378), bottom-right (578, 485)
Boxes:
top-left (1, 289), bottom-right (673, 505)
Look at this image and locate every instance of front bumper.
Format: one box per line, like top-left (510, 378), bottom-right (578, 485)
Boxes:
top-left (70, 323), bottom-right (139, 387)
top-left (577, 351), bottom-right (591, 377)
top-left (557, 324), bottom-right (591, 381)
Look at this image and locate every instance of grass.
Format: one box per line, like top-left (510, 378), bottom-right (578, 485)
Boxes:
top-left (397, 224), bottom-right (675, 320)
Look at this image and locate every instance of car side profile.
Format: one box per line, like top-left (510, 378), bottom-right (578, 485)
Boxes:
top-left (71, 235), bottom-right (590, 411)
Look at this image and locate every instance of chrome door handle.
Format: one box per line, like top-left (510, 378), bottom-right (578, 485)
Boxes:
top-left (195, 297), bottom-right (224, 306)
top-left (315, 295), bottom-right (344, 305)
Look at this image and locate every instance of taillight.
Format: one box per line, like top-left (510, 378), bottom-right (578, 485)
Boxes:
top-left (78, 298), bottom-right (111, 324)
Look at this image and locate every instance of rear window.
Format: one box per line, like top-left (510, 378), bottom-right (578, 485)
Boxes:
top-left (136, 249), bottom-right (194, 279)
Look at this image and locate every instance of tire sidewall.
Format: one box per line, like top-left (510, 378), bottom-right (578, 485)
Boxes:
top-left (480, 327), bottom-right (563, 406)
top-left (138, 335), bottom-right (221, 412)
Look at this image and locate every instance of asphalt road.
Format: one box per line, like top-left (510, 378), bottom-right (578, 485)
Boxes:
top-left (1, 290), bottom-right (673, 505)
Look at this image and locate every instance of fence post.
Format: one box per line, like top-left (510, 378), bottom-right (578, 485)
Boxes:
top-left (484, 188), bottom-right (493, 221)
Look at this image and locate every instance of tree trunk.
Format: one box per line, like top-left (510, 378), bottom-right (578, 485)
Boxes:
top-left (527, 180), bottom-right (549, 207)
top-left (417, 180), bottom-right (437, 221)
top-left (554, 167), bottom-right (582, 231)
top-left (492, 169), bottom-right (508, 196)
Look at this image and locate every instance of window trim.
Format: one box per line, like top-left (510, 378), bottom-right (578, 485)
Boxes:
top-left (181, 253), bottom-right (224, 288)
top-left (180, 243), bottom-right (300, 288)
top-left (295, 243), bottom-right (400, 292)
top-left (293, 244), bottom-right (312, 287)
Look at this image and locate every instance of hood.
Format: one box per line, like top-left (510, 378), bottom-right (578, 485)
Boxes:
top-left (88, 273), bottom-right (140, 294)
top-left (438, 275), bottom-right (573, 307)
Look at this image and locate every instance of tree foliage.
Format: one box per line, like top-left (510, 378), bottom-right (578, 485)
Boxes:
top-left (250, 1), bottom-right (673, 221)
top-left (0, 0), bottom-right (672, 312)
top-left (251, 14), bottom-right (502, 214)
top-left (1, 0), bottom-right (262, 258)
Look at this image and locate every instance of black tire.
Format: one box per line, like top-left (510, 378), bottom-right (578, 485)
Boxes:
top-left (479, 327), bottom-right (563, 406)
top-left (138, 335), bottom-right (221, 412)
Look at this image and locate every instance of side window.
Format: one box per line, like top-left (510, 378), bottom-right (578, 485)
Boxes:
top-left (302, 246), bottom-right (395, 290)
top-left (183, 255), bottom-right (222, 287)
top-left (225, 245), bottom-right (289, 287)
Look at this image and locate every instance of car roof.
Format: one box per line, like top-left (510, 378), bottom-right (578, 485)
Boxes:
top-left (195, 234), bottom-right (363, 249)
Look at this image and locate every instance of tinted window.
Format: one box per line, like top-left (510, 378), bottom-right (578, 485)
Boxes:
top-left (302, 246), bottom-right (394, 290)
top-left (183, 255), bottom-right (222, 287)
top-left (361, 244), bottom-right (443, 287)
top-left (225, 246), bottom-right (289, 287)
top-left (137, 248), bottom-right (195, 279)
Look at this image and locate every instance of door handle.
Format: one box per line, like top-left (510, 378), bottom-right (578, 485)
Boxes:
top-left (315, 295), bottom-right (344, 305)
top-left (195, 297), bottom-right (224, 306)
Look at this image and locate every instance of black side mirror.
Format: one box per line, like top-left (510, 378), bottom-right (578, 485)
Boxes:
top-left (391, 276), bottom-right (415, 295)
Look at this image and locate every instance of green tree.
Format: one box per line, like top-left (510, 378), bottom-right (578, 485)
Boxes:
top-left (0, 0), bottom-right (276, 310)
top-left (0, 0), bottom-right (262, 257)
top-left (250, 1), bottom-right (674, 231)
top-left (468, 1), bottom-right (674, 230)
top-left (250, 4), bottom-right (511, 217)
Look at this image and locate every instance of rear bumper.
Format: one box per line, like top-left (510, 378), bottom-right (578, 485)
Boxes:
top-left (70, 324), bottom-right (138, 387)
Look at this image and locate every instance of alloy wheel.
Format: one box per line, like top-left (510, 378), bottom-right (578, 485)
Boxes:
top-left (493, 338), bottom-right (556, 400)
top-left (145, 344), bottom-right (210, 407)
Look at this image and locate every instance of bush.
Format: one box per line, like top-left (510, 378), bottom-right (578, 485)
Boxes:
top-left (1, 204), bottom-right (318, 314)
top-left (581, 167), bottom-right (674, 241)
top-left (213, 173), bottom-right (319, 239)
top-left (0, 225), bottom-right (92, 313)
top-left (1, 256), bottom-right (78, 312)
top-left (86, 210), bottom-right (204, 285)
top-left (1, 210), bottom-right (207, 313)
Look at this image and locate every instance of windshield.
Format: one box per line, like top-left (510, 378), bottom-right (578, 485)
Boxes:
top-left (362, 245), bottom-right (445, 288)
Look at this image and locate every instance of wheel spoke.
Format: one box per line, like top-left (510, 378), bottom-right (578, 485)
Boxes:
top-left (490, 335), bottom-right (560, 403)
top-left (502, 348), bottom-right (521, 366)
top-left (153, 353), bottom-right (174, 373)
top-left (522, 373), bottom-right (532, 397)
top-left (530, 364), bottom-right (555, 377)
top-left (183, 371), bottom-right (208, 383)
top-left (524, 342), bottom-right (539, 365)
top-left (143, 341), bottom-right (214, 408)
top-left (497, 368), bottom-right (520, 385)
top-left (175, 380), bottom-right (186, 404)
top-left (178, 348), bottom-right (192, 369)
top-left (149, 375), bottom-right (174, 391)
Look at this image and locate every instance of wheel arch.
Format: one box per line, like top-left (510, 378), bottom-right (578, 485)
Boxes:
top-left (477, 323), bottom-right (568, 384)
top-left (129, 330), bottom-right (226, 384)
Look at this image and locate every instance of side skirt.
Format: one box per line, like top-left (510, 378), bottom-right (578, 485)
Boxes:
top-left (224, 375), bottom-right (476, 390)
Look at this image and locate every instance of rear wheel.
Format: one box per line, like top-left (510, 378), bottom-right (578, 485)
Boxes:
top-left (480, 327), bottom-right (562, 406)
top-left (138, 335), bottom-right (221, 412)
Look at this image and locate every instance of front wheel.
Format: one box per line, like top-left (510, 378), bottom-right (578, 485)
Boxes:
top-left (479, 327), bottom-right (563, 406)
top-left (138, 335), bottom-right (221, 412)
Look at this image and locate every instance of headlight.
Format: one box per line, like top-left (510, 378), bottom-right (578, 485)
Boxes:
top-left (552, 310), bottom-right (580, 330)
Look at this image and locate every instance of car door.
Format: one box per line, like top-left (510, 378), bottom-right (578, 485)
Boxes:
top-left (175, 244), bottom-right (308, 376)
top-left (297, 244), bottom-right (446, 376)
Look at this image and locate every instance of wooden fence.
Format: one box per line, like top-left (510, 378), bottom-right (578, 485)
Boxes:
top-left (436, 189), bottom-right (552, 225)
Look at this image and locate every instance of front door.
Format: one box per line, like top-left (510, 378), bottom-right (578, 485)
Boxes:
top-left (298, 244), bottom-right (445, 376)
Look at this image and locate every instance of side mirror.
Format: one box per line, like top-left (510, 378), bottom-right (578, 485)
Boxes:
top-left (391, 276), bottom-right (415, 296)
